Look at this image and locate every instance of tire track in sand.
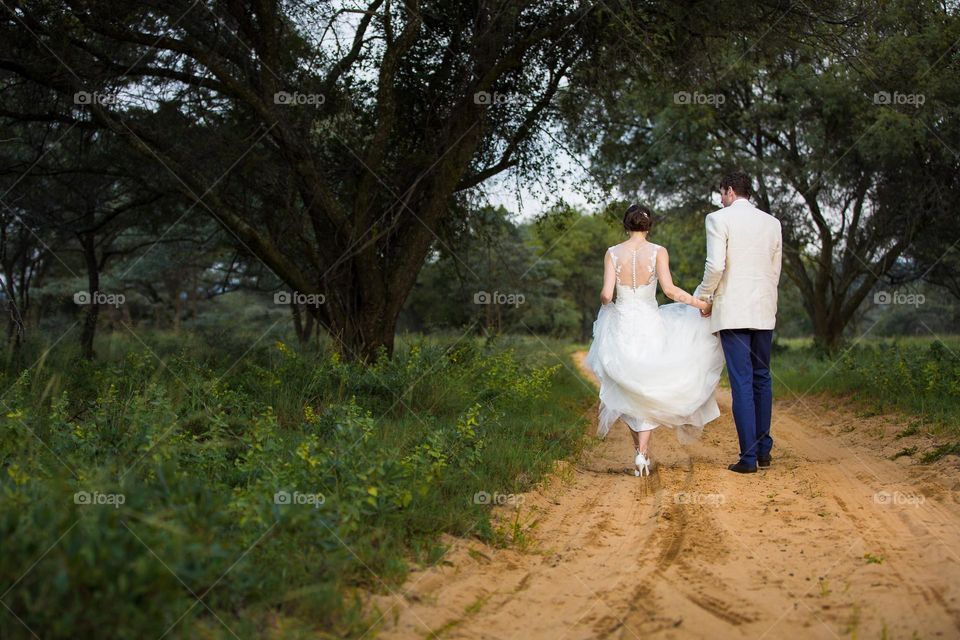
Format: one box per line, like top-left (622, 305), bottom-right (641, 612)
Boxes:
top-left (365, 351), bottom-right (960, 639)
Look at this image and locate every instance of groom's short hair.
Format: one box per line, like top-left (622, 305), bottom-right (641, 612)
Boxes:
top-left (720, 171), bottom-right (753, 197)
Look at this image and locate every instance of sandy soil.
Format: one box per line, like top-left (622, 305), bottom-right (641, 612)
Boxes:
top-left (364, 351), bottom-right (960, 639)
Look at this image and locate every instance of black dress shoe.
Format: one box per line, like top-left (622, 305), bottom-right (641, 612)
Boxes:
top-left (758, 455), bottom-right (771, 468)
top-left (728, 461), bottom-right (758, 474)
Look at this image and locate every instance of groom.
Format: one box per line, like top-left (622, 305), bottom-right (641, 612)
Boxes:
top-left (694, 171), bottom-right (783, 474)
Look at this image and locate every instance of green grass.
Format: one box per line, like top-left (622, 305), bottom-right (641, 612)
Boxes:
top-left (773, 336), bottom-right (960, 445)
top-left (0, 330), bottom-right (594, 639)
top-left (920, 442), bottom-right (960, 463)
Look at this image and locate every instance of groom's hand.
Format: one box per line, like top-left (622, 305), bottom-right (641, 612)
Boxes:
top-left (696, 294), bottom-right (713, 318)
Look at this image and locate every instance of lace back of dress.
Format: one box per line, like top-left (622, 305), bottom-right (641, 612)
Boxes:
top-left (609, 243), bottom-right (658, 290)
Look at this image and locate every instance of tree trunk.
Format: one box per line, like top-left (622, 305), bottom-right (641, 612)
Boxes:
top-left (2, 279), bottom-right (24, 354)
top-left (291, 303), bottom-right (308, 344)
top-left (803, 294), bottom-right (850, 355)
top-left (330, 319), bottom-right (396, 362)
top-left (173, 288), bottom-right (182, 334)
top-left (303, 310), bottom-right (314, 344)
top-left (811, 316), bottom-right (845, 355)
top-left (324, 295), bottom-right (399, 362)
top-left (79, 233), bottom-right (100, 360)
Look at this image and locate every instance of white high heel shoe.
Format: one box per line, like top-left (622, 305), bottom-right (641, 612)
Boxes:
top-left (634, 450), bottom-right (651, 477)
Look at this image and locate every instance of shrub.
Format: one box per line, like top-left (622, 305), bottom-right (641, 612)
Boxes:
top-left (0, 333), bottom-right (590, 638)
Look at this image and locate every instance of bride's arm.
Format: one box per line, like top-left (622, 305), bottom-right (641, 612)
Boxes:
top-left (600, 250), bottom-right (616, 305)
top-left (656, 247), bottom-right (709, 310)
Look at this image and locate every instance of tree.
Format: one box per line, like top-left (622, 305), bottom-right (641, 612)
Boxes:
top-left (0, 117), bottom-right (66, 352)
top-left (562, 0), bottom-right (960, 351)
top-left (401, 204), bottom-right (578, 337)
top-left (529, 204), bottom-right (621, 341)
top-left (0, 0), bottom-right (849, 359)
top-left (900, 119), bottom-right (960, 300)
top-left (0, 122), bottom-right (200, 358)
top-left (0, 0), bottom-right (610, 360)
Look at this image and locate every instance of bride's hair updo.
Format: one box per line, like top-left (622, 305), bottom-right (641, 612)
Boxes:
top-left (623, 203), bottom-right (654, 233)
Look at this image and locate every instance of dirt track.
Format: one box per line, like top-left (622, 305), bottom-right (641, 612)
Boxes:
top-left (366, 351), bottom-right (960, 639)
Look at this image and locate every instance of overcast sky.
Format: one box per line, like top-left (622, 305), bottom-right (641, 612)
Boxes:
top-left (481, 150), bottom-right (604, 222)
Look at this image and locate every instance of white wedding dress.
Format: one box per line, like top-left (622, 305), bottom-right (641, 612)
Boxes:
top-left (585, 242), bottom-right (724, 443)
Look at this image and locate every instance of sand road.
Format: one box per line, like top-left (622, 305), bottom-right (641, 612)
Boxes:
top-left (367, 351), bottom-right (960, 639)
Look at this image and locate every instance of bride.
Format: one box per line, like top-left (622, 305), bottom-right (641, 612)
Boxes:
top-left (585, 203), bottom-right (724, 476)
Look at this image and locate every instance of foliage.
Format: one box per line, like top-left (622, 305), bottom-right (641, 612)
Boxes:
top-left (0, 0), bottom-right (609, 359)
top-left (774, 338), bottom-right (960, 437)
top-left (562, 0), bottom-right (960, 351)
top-left (0, 333), bottom-right (591, 638)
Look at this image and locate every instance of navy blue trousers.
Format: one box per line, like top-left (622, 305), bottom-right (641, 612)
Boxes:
top-left (719, 329), bottom-right (773, 466)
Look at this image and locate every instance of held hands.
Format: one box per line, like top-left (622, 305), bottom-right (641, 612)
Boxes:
top-left (678, 291), bottom-right (711, 313)
top-left (696, 294), bottom-right (713, 317)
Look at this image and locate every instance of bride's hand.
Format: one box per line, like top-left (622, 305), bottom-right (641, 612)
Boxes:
top-left (692, 293), bottom-right (712, 314)
top-left (689, 295), bottom-right (707, 310)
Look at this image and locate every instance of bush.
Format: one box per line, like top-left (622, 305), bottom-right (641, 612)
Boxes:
top-left (775, 338), bottom-right (960, 434)
top-left (0, 333), bottom-right (590, 638)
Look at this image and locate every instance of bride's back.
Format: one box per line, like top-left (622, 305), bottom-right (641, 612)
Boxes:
top-left (609, 241), bottom-right (659, 290)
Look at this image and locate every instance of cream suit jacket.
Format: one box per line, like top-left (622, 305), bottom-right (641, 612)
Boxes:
top-left (693, 198), bottom-right (783, 333)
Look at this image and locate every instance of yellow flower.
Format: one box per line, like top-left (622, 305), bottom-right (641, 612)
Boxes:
top-left (7, 463), bottom-right (29, 485)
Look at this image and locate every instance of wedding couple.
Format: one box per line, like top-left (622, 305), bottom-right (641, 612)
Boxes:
top-left (585, 171), bottom-right (782, 476)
